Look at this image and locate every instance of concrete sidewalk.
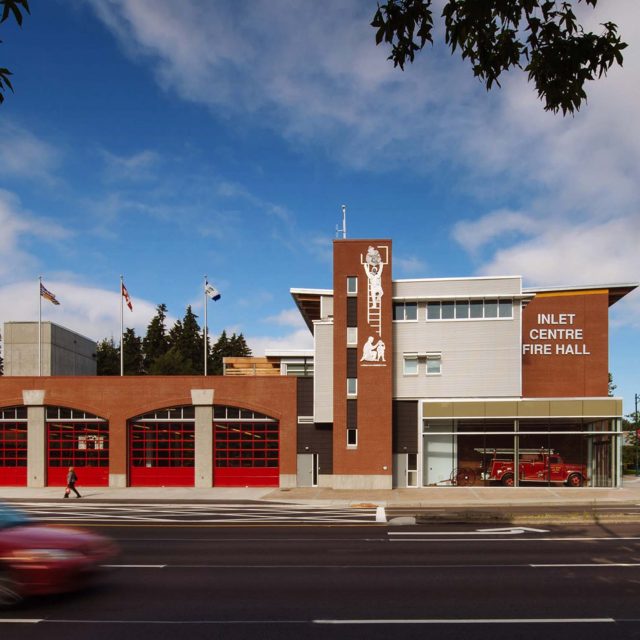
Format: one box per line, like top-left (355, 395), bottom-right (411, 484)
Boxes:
top-left (1, 476), bottom-right (639, 508)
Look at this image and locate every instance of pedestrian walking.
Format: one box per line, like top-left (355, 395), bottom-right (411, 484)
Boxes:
top-left (64, 466), bottom-right (81, 498)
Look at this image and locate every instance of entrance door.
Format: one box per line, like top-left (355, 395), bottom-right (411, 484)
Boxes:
top-left (423, 425), bottom-right (455, 486)
top-left (297, 453), bottom-right (318, 487)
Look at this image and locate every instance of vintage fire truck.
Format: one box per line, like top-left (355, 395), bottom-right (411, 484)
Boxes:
top-left (477, 448), bottom-right (588, 487)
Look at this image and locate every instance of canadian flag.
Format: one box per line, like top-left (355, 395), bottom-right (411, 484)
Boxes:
top-left (121, 282), bottom-right (133, 311)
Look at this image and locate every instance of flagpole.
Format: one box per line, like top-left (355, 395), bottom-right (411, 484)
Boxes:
top-left (120, 275), bottom-right (124, 377)
top-left (38, 275), bottom-right (42, 376)
top-left (204, 274), bottom-right (208, 376)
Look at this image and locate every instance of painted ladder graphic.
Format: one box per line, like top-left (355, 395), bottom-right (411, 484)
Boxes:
top-left (367, 302), bottom-right (382, 337)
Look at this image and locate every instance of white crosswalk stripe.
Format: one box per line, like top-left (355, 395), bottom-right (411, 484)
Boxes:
top-left (8, 502), bottom-right (381, 524)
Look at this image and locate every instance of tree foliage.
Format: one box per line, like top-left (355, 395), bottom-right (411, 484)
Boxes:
top-left (96, 337), bottom-right (119, 375)
top-left (0, 0), bottom-right (30, 104)
top-left (371, 0), bottom-right (627, 114)
top-left (142, 304), bottom-right (169, 372)
top-left (98, 305), bottom-right (252, 376)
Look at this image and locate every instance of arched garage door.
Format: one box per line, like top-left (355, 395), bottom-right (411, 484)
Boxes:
top-left (47, 407), bottom-right (109, 486)
top-left (214, 406), bottom-right (279, 487)
top-left (0, 406), bottom-right (28, 486)
top-left (129, 406), bottom-right (195, 487)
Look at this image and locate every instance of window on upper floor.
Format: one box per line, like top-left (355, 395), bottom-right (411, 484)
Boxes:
top-left (426, 299), bottom-right (513, 321)
top-left (393, 301), bottom-right (418, 321)
top-left (347, 276), bottom-right (358, 295)
top-left (403, 356), bottom-right (419, 376)
top-left (426, 354), bottom-right (442, 375)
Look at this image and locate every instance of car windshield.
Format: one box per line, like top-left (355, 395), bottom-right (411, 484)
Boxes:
top-left (0, 504), bottom-right (32, 530)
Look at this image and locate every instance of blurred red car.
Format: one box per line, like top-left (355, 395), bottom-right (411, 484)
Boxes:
top-left (0, 503), bottom-right (118, 607)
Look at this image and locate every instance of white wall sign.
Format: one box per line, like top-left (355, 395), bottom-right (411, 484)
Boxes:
top-left (522, 313), bottom-right (591, 356)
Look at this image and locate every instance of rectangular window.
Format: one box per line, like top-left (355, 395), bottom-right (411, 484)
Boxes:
top-left (347, 276), bottom-right (358, 295)
top-left (403, 356), bottom-right (418, 376)
top-left (470, 300), bottom-right (484, 318)
top-left (484, 299), bottom-right (498, 318)
top-left (427, 302), bottom-right (441, 320)
top-left (347, 429), bottom-right (358, 447)
top-left (441, 301), bottom-right (455, 320)
top-left (426, 354), bottom-right (442, 375)
top-left (455, 300), bottom-right (469, 319)
top-left (347, 378), bottom-right (357, 397)
top-left (499, 299), bottom-right (513, 318)
top-left (393, 302), bottom-right (418, 321)
top-left (347, 327), bottom-right (357, 345)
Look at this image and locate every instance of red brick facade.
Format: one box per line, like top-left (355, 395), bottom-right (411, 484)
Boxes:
top-left (522, 291), bottom-right (609, 397)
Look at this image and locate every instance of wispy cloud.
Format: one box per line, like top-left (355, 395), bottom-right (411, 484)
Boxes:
top-left (0, 190), bottom-right (71, 280)
top-left (0, 122), bottom-right (61, 184)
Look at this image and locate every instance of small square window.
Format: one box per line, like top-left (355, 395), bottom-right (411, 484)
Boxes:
top-left (347, 378), bottom-right (357, 396)
top-left (470, 300), bottom-right (483, 318)
top-left (499, 299), bottom-right (513, 318)
top-left (484, 299), bottom-right (498, 318)
top-left (427, 302), bottom-right (441, 320)
top-left (426, 355), bottom-right (442, 375)
top-left (455, 300), bottom-right (469, 319)
top-left (403, 357), bottom-right (418, 376)
top-left (441, 301), bottom-right (455, 319)
top-left (347, 276), bottom-right (358, 295)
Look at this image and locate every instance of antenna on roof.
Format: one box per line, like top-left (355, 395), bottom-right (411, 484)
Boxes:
top-left (336, 204), bottom-right (347, 239)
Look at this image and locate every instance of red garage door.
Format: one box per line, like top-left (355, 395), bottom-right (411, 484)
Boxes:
top-left (46, 407), bottom-right (109, 486)
top-left (129, 406), bottom-right (195, 486)
top-left (213, 406), bottom-right (279, 487)
top-left (0, 406), bottom-right (28, 486)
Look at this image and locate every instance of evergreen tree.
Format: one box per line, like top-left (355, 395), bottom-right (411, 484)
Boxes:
top-left (167, 306), bottom-right (204, 374)
top-left (123, 328), bottom-right (144, 375)
top-left (96, 337), bottom-right (119, 375)
top-left (209, 329), bottom-right (230, 375)
top-left (143, 303), bottom-right (169, 372)
top-left (229, 332), bottom-right (252, 357)
top-left (148, 346), bottom-right (196, 375)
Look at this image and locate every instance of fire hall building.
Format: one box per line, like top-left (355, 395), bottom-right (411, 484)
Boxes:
top-left (0, 238), bottom-right (636, 489)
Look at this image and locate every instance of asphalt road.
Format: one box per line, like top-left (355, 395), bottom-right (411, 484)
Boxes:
top-left (2, 507), bottom-right (640, 640)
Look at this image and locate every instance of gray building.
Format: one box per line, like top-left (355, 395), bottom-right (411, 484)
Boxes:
top-left (3, 322), bottom-right (97, 376)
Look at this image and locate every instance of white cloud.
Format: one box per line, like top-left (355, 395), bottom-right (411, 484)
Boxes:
top-left (246, 329), bottom-right (313, 356)
top-left (452, 210), bottom-right (538, 254)
top-left (0, 190), bottom-right (70, 280)
top-left (0, 122), bottom-right (60, 183)
top-left (0, 280), bottom-right (159, 343)
top-left (101, 149), bottom-right (161, 182)
top-left (264, 308), bottom-right (307, 328)
top-left (394, 255), bottom-right (428, 276)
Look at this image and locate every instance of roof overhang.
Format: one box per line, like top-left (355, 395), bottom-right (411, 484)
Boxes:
top-left (290, 288), bottom-right (332, 333)
top-left (523, 283), bottom-right (638, 307)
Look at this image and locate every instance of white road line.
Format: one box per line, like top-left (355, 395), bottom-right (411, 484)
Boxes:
top-left (104, 564), bottom-right (166, 568)
top-left (314, 618), bottom-right (615, 625)
top-left (0, 619), bottom-right (43, 624)
top-left (389, 536), bottom-right (640, 542)
top-left (531, 563), bottom-right (640, 567)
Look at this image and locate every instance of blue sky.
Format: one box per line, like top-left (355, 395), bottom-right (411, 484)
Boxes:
top-left (0, 1), bottom-right (638, 414)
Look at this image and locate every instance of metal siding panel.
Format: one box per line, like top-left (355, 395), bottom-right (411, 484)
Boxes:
top-left (314, 323), bottom-right (333, 422)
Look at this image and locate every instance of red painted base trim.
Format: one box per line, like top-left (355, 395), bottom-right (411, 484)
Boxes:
top-left (214, 467), bottom-right (279, 487)
top-left (0, 467), bottom-right (27, 486)
top-left (129, 467), bottom-right (195, 487)
top-left (47, 466), bottom-right (109, 487)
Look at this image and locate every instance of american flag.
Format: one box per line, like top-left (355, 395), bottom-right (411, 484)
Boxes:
top-left (40, 283), bottom-right (60, 305)
top-left (121, 282), bottom-right (133, 311)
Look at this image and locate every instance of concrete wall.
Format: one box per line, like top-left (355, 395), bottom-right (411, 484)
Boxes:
top-left (4, 322), bottom-right (97, 376)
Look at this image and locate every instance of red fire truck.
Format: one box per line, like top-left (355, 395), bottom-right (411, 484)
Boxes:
top-left (477, 449), bottom-right (588, 487)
